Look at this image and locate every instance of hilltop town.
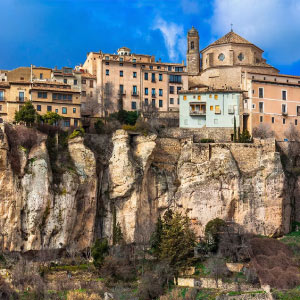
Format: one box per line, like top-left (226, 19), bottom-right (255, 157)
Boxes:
top-left (0, 27), bottom-right (300, 300)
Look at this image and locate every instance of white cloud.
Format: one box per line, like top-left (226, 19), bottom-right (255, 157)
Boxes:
top-left (211, 0), bottom-right (300, 65)
top-left (152, 17), bottom-right (186, 61)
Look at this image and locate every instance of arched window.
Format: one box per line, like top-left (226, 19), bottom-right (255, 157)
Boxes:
top-left (191, 41), bottom-right (194, 49)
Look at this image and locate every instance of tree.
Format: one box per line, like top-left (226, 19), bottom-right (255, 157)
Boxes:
top-left (14, 101), bottom-right (37, 126)
top-left (91, 238), bottom-right (109, 267)
top-left (204, 218), bottom-right (226, 252)
top-left (252, 123), bottom-right (274, 139)
top-left (42, 111), bottom-right (62, 126)
top-left (158, 210), bottom-right (196, 282)
top-left (102, 82), bottom-right (115, 118)
top-left (150, 216), bottom-right (163, 258)
top-left (81, 87), bottom-right (102, 117)
top-left (206, 256), bottom-right (229, 288)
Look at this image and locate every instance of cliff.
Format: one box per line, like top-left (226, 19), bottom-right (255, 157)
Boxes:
top-left (0, 125), bottom-right (295, 252)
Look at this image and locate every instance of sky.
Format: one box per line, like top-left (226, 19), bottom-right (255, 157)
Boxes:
top-left (1, 0), bottom-right (300, 75)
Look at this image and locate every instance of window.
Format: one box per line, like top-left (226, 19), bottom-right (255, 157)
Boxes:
top-left (210, 106), bottom-right (213, 111)
top-left (296, 119), bottom-right (298, 126)
top-left (73, 108), bottom-right (76, 113)
top-left (47, 106), bottom-right (52, 112)
top-left (131, 101), bottom-right (137, 110)
top-left (151, 73), bottom-right (155, 82)
top-left (82, 91), bottom-right (86, 97)
top-left (133, 64), bottom-right (136, 68)
top-left (133, 85), bottom-right (137, 95)
top-left (218, 53), bottom-right (225, 61)
top-left (82, 79), bottom-right (86, 84)
top-left (191, 41), bottom-right (194, 49)
top-left (282, 90), bottom-right (287, 100)
top-left (152, 88), bottom-right (155, 96)
top-left (90, 80), bottom-right (93, 88)
top-left (169, 75), bottom-right (182, 83)
top-left (37, 105), bottom-right (41, 111)
top-left (159, 100), bottom-right (163, 108)
top-left (133, 72), bottom-right (137, 78)
top-left (170, 86), bottom-right (174, 94)
top-left (40, 73), bottom-right (43, 79)
top-left (183, 95), bottom-right (187, 100)
top-left (0, 105), bottom-right (2, 111)
top-left (90, 91), bottom-right (93, 97)
top-left (259, 88), bottom-right (264, 98)
top-left (260, 116), bottom-right (263, 122)
top-left (145, 88), bottom-right (148, 95)
top-left (119, 57), bottom-right (123, 62)
top-left (177, 87), bottom-right (181, 94)
top-left (259, 102), bottom-right (264, 113)
top-left (0, 91), bottom-right (3, 101)
top-left (64, 79), bottom-right (67, 84)
top-left (74, 120), bottom-right (78, 127)
top-left (168, 66), bottom-right (172, 71)
top-left (144, 98), bottom-right (148, 106)
top-left (19, 92), bottom-right (24, 101)
top-left (215, 105), bottom-right (220, 114)
top-left (119, 63), bottom-right (123, 66)
top-left (105, 61), bottom-right (109, 65)
top-left (150, 66), bottom-right (153, 70)
top-left (38, 92), bottom-right (47, 99)
top-left (144, 73), bottom-right (148, 80)
top-left (120, 70), bottom-right (123, 77)
top-left (272, 117), bottom-right (274, 123)
top-left (159, 89), bottom-right (163, 96)
top-left (132, 58), bottom-right (136, 63)
top-left (297, 106), bottom-right (300, 116)
top-left (64, 120), bottom-right (70, 127)
top-left (283, 118), bottom-right (286, 124)
top-left (106, 69), bottom-right (109, 76)
top-left (105, 56), bottom-right (109, 60)
top-left (157, 66), bottom-right (161, 69)
top-left (170, 98), bottom-right (174, 104)
top-left (178, 98), bottom-right (180, 105)
top-left (159, 74), bottom-right (163, 81)
top-left (55, 109), bottom-right (58, 113)
top-left (238, 53), bottom-right (244, 61)
top-left (119, 84), bottom-right (124, 94)
top-left (198, 95), bottom-right (201, 100)
top-left (62, 107), bottom-right (67, 114)
top-left (282, 104), bottom-right (287, 114)
top-left (74, 79), bottom-right (77, 85)
top-left (175, 67), bottom-right (183, 72)
top-left (152, 99), bottom-right (155, 107)
top-left (214, 94), bottom-right (218, 100)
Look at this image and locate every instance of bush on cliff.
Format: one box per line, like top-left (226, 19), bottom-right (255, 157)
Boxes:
top-left (91, 238), bottom-right (109, 268)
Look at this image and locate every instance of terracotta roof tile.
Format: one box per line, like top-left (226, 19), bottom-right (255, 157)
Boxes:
top-left (211, 31), bottom-right (252, 46)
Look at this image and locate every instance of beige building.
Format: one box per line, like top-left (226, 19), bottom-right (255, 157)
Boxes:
top-left (0, 67), bottom-right (81, 127)
top-left (82, 47), bottom-right (188, 115)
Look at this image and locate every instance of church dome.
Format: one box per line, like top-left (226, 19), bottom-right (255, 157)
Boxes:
top-left (188, 26), bottom-right (198, 35)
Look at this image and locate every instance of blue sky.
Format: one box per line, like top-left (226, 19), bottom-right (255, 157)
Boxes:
top-left (1, 0), bottom-right (300, 75)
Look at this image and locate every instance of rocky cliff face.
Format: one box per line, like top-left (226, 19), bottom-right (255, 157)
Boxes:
top-left (0, 125), bottom-right (294, 251)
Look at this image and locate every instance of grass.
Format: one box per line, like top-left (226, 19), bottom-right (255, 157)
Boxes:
top-left (196, 289), bottom-right (219, 300)
top-left (272, 286), bottom-right (300, 300)
top-left (49, 263), bottom-right (91, 272)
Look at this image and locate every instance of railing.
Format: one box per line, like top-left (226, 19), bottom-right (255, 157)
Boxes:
top-left (215, 109), bottom-right (221, 114)
top-left (16, 97), bottom-right (27, 102)
top-left (151, 79), bottom-right (156, 83)
top-left (190, 110), bottom-right (206, 116)
top-left (131, 91), bottom-right (139, 96)
top-left (282, 111), bottom-right (288, 116)
top-left (169, 80), bottom-right (182, 84)
top-left (151, 94), bottom-right (156, 98)
top-left (118, 90), bottom-right (126, 96)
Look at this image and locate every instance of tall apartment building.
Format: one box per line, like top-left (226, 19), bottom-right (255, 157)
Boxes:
top-left (0, 66), bottom-right (81, 126)
top-left (242, 72), bottom-right (300, 139)
top-left (82, 47), bottom-right (188, 114)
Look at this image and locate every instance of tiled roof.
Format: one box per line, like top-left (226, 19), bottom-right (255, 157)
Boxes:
top-left (81, 73), bottom-right (96, 79)
top-left (211, 31), bottom-right (252, 46)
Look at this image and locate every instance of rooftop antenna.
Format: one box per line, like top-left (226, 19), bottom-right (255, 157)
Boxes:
top-left (230, 23), bottom-right (233, 32)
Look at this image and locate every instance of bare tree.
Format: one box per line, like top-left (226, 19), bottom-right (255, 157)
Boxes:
top-left (252, 123), bottom-right (274, 139)
top-left (206, 256), bottom-right (229, 288)
top-left (81, 87), bottom-right (102, 118)
top-left (284, 123), bottom-right (300, 167)
top-left (102, 82), bottom-right (115, 118)
top-left (284, 123), bottom-right (300, 141)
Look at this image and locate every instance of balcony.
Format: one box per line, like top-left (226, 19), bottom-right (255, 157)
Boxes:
top-left (151, 94), bottom-right (156, 98)
top-left (131, 91), bottom-right (139, 97)
top-left (118, 90), bottom-right (126, 96)
top-left (190, 110), bottom-right (206, 116)
top-left (151, 79), bottom-right (156, 83)
top-left (169, 80), bottom-right (182, 84)
top-left (16, 97), bottom-right (27, 102)
top-left (282, 111), bottom-right (288, 116)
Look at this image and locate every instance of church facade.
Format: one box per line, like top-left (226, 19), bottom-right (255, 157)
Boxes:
top-left (184, 27), bottom-right (300, 140)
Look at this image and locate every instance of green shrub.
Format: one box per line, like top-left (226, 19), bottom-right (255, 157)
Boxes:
top-left (239, 129), bottom-right (252, 143)
top-left (205, 218), bottom-right (226, 252)
top-left (69, 127), bottom-right (85, 139)
top-left (110, 110), bottom-right (138, 125)
top-left (94, 118), bottom-right (104, 134)
top-left (122, 124), bottom-right (137, 131)
top-left (200, 139), bottom-right (215, 143)
top-left (42, 111), bottom-right (62, 125)
top-left (14, 101), bottom-right (37, 126)
top-left (91, 238), bottom-right (109, 267)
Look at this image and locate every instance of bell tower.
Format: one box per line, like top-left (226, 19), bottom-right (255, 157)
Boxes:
top-left (187, 26), bottom-right (200, 75)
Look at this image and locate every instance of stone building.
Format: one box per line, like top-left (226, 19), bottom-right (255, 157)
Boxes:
top-left (187, 27), bottom-right (300, 140)
top-left (82, 47), bottom-right (188, 115)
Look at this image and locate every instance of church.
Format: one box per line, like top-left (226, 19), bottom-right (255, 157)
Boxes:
top-left (181, 27), bottom-right (300, 140)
